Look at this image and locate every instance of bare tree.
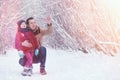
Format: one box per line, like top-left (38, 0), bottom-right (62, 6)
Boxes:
top-left (1, 0), bottom-right (120, 56)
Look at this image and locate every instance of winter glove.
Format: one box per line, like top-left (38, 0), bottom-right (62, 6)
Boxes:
top-left (18, 51), bottom-right (24, 58)
top-left (35, 49), bottom-right (39, 56)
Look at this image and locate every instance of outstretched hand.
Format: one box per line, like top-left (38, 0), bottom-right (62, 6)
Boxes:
top-left (46, 15), bottom-right (51, 24)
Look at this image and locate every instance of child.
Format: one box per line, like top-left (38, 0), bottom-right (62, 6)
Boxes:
top-left (15, 20), bottom-right (39, 76)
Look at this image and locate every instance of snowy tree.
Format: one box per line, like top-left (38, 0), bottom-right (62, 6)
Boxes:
top-left (0, 0), bottom-right (120, 56)
top-left (0, 0), bottom-right (20, 54)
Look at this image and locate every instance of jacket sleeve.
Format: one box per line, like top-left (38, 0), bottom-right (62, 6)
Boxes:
top-left (40, 25), bottom-right (53, 36)
top-left (15, 32), bottom-right (22, 51)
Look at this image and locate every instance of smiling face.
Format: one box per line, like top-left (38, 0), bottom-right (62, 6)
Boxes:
top-left (20, 22), bottom-right (26, 28)
top-left (27, 19), bottom-right (37, 30)
top-left (26, 17), bottom-right (38, 31)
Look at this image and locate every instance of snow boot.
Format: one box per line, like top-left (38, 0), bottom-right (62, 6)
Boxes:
top-left (27, 69), bottom-right (32, 76)
top-left (21, 67), bottom-right (32, 76)
top-left (28, 66), bottom-right (33, 76)
top-left (40, 67), bottom-right (47, 75)
top-left (21, 67), bottom-right (29, 76)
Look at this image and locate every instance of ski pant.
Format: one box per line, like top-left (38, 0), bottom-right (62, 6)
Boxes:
top-left (24, 51), bottom-right (34, 67)
top-left (19, 46), bottom-right (46, 68)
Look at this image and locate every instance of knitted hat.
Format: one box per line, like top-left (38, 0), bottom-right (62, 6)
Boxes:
top-left (17, 20), bottom-right (25, 28)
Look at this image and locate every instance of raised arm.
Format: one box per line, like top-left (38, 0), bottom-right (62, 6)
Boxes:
top-left (40, 15), bottom-right (53, 36)
top-left (40, 24), bottom-right (53, 36)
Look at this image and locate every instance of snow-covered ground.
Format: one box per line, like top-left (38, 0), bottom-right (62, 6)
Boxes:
top-left (0, 48), bottom-right (120, 80)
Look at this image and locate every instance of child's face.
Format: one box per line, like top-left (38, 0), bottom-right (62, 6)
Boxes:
top-left (20, 22), bottom-right (26, 28)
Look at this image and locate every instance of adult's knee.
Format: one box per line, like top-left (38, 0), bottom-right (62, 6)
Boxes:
top-left (39, 46), bottom-right (46, 56)
top-left (19, 57), bottom-right (26, 66)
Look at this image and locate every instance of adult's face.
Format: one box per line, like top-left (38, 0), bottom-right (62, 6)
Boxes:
top-left (28, 19), bottom-right (37, 30)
